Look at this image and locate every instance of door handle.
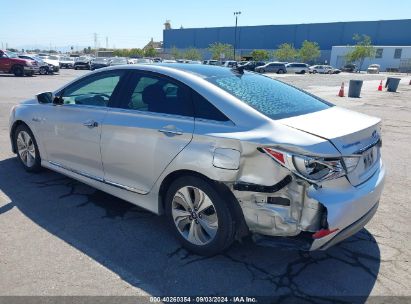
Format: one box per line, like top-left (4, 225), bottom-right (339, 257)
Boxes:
top-left (158, 128), bottom-right (183, 136)
top-left (83, 120), bottom-right (98, 128)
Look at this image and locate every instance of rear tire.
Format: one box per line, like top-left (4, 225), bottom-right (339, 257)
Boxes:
top-left (277, 69), bottom-right (285, 74)
top-left (14, 124), bottom-right (42, 172)
top-left (165, 175), bottom-right (236, 256)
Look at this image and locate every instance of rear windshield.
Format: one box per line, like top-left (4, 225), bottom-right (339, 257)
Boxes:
top-left (206, 73), bottom-right (332, 120)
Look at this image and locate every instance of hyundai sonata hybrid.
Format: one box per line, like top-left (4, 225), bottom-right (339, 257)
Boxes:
top-left (9, 64), bottom-right (385, 255)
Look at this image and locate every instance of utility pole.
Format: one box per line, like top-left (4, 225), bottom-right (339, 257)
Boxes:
top-left (233, 11), bottom-right (241, 60)
top-left (106, 36), bottom-right (108, 49)
top-left (93, 33), bottom-right (98, 55)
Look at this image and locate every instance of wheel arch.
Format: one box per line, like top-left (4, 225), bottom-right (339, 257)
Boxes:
top-left (11, 64), bottom-right (23, 72)
top-left (158, 169), bottom-right (249, 240)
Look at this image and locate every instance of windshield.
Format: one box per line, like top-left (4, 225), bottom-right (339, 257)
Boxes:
top-left (206, 73), bottom-right (332, 120)
top-left (49, 56), bottom-right (59, 60)
top-left (5, 51), bottom-right (18, 58)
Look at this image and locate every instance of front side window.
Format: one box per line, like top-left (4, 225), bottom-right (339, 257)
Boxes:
top-left (206, 73), bottom-right (331, 120)
top-left (60, 71), bottom-right (124, 107)
top-left (120, 73), bottom-right (193, 117)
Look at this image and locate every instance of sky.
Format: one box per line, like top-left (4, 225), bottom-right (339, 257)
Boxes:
top-left (1, 0), bottom-right (410, 50)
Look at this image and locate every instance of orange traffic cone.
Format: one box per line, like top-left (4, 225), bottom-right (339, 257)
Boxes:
top-left (378, 80), bottom-right (383, 91)
top-left (338, 82), bottom-right (345, 97)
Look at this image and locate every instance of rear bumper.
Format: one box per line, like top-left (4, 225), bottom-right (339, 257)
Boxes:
top-left (309, 160), bottom-right (385, 250)
top-left (316, 201), bottom-right (378, 250)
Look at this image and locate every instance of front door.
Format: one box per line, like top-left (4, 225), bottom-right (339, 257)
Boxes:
top-left (40, 70), bottom-right (126, 180)
top-left (100, 71), bottom-right (194, 194)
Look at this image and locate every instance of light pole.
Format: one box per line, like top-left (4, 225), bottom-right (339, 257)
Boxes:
top-left (233, 11), bottom-right (241, 60)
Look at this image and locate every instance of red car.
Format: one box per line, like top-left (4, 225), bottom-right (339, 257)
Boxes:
top-left (0, 50), bottom-right (39, 76)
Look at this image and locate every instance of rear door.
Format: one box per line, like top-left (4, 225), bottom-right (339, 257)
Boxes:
top-left (100, 71), bottom-right (194, 194)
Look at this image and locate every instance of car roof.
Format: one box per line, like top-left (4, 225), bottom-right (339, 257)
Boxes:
top-left (151, 63), bottom-right (250, 78)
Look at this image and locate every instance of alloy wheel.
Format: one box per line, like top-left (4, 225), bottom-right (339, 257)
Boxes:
top-left (16, 131), bottom-right (36, 167)
top-left (171, 186), bottom-right (218, 246)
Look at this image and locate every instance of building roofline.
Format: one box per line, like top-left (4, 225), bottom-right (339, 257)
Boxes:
top-left (164, 19), bottom-right (411, 31)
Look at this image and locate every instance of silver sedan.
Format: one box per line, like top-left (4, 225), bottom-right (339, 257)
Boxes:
top-left (9, 64), bottom-right (385, 256)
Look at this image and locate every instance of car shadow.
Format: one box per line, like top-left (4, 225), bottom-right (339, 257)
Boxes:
top-left (0, 157), bottom-right (380, 302)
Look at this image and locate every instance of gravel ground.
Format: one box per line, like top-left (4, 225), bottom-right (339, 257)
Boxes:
top-left (0, 69), bottom-right (410, 302)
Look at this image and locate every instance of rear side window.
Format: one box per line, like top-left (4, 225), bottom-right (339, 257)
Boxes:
top-left (191, 91), bottom-right (229, 122)
top-left (207, 73), bottom-right (331, 120)
top-left (120, 72), bottom-right (193, 117)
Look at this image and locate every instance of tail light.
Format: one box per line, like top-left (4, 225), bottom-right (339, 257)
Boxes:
top-left (260, 147), bottom-right (346, 183)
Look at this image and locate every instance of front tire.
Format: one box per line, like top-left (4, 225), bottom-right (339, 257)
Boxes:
top-left (13, 65), bottom-right (24, 77)
top-left (14, 124), bottom-right (42, 172)
top-left (39, 67), bottom-right (47, 75)
top-left (165, 176), bottom-right (236, 256)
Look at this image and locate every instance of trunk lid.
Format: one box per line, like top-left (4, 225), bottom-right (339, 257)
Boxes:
top-left (278, 107), bottom-right (381, 186)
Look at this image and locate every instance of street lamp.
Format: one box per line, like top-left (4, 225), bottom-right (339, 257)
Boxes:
top-left (233, 11), bottom-right (241, 60)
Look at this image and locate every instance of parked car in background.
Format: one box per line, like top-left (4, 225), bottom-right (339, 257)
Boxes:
top-left (367, 64), bottom-right (380, 74)
top-left (90, 57), bottom-right (111, 70)
top-left (222, 61), bottom-right (238, 68)
top-left (203, 60), bottom-right (220, 65)
top-left (238, 61), bottom-right (266, 71)
top-left (109, 57), bottom-right (128, 66)
top-left (163, 59), bottom-right (177, 63)
top-left (309, 65), bottom-right (333, 74)
top-left (40, 55), bottom-right (60, 72)
top-left (131, 58), bottom-right (153, 64)
top-left (18, 54), bottom-right (53, 75)
top-left (0, 50), bottom-right (38, 76)
top-left (286, 63), bottom-right (309, 74)
top-left (59, 56), bottom-right (75, 69)
top-left (341, 63), bottom-right (358, 73)
top-left (10, 64), bottom-right (385, 256)
top-left (255, 62), bottom-right (287, 74)
top-left (152, 57), bottom-right (162, 63)
top-left (74, 56), bottom-right (92, 70)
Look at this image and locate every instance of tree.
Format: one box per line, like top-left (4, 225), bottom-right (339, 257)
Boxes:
top-left (129, 48), bottom-right (145, 57)
top-left (208, 42), bottom-right (233, 60)
top-left (273, 43), bottom-right (297, 62)
top-left (298, 40), bottom-right (320, 64)
top-left (170, 46), bottom-right (181, 59)
top-left (183, 48), bottom-right (202, 60)
top-left (345, 34), bottom-right (376, 71)
top-left (250, 49), bottom-right (269, 61)
top-left (144, 47), bottom-right (158, 57)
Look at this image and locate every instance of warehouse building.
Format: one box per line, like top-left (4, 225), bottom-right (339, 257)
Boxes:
top-left (163, 19), bottom-right (411, 67)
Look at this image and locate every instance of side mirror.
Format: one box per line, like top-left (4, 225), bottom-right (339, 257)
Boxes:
top-left (36, 92), bottom-right (53, 104)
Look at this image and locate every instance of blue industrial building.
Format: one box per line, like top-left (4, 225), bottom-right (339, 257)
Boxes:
top-left (163, 19), bottom-right (411, 62)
